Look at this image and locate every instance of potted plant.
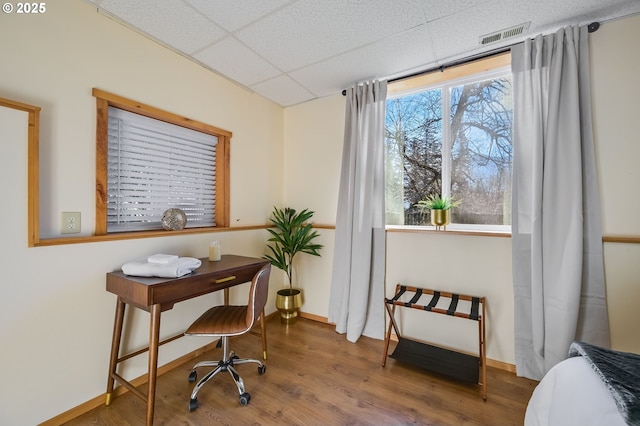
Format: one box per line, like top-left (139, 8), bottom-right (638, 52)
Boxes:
top-left (415, 194), bottom-right (461, 230)
top-left (264, 207), bottom-right (323, 322)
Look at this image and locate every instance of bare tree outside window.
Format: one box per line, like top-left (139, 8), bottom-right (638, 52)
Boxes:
top-left (385, 71), bottom-right (513, 227)
top-left (450, 77), bottom-right (513, 225)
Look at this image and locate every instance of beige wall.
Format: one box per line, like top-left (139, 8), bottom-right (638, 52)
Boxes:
top-left (591, 14), bottom-right (640, 353)
top-left (0, 2), bottom-right (283, 425)
top-left (1, 1), bottom-right (639, 424)
top-left (283, 14), bottom-right (640, 364)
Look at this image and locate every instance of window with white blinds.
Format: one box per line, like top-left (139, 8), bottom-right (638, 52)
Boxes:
top-left (107, 106), bottom-right (218, 232)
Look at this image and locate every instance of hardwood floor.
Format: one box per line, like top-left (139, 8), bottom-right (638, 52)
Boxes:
top-left (64, 317), bottom-right (538, 425)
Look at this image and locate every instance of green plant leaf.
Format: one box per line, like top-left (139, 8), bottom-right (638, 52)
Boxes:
top-left (415, 194), bottom-right (461, 210)
top-left (263, 206), bottom-right (324, 289)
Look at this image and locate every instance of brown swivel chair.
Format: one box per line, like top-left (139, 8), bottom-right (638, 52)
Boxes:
top-left (184, 264), bottom-right (271, 412)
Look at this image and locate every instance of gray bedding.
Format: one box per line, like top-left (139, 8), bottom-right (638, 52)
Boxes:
top-left (569, 341), bottom-right (640, 426)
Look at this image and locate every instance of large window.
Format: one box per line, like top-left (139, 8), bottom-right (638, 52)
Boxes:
top-left (94, 89), bottom-right (231, 235)
top-left (385, 54), bottom-right (513, 230)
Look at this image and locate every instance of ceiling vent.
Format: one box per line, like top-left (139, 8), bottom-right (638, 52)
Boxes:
top-left (479, 22), bottom-right (530, 45)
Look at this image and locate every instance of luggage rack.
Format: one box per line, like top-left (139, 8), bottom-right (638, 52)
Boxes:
top-left (382, 284), bottom-right (487, 400)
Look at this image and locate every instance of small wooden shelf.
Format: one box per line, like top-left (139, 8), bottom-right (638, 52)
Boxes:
top-left (382, 284), bottom-right (487, 399)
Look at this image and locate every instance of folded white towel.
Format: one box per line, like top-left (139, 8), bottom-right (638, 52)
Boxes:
top-left (147, 253), bottom-right (179, 264)
top-left (122, 257), bottom-right (202, 278)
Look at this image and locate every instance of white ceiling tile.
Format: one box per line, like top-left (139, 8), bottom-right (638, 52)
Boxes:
top-left (194, 36), bottom-right (282, 87)
top-left (427, 2), bottom-right (516, 63)
top-left (429, 0), bottom-right (640, 64)
top-left (235, 0), bottom-right (426, 72)
top-left (184, 0), bottom-right (292, 32)
top-left (90, 0), bottom-right (640, 106)
top-left (250, 75), bottom-right (316, 107)
top-left (97, 0), bottom-right (227, 54)
top-left (489, 0), bottom-right (640, 34)
top-left (419, 0), bottom-right (492, 21)
top-left (291, 24), bottom-right (438, 97)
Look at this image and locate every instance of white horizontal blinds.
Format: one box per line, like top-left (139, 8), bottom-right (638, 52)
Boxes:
top-left (107, 107), bottom-right (218, 232)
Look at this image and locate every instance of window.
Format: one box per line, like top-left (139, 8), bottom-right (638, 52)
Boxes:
top-left (94, 89), bottom-right (230, 234)
top-left (385, 54), bottom-right (513, 230)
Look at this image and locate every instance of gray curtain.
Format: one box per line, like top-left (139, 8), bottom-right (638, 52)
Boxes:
top-left (511, 25), bottom-right (610, 380)
top-left (328, 80), bottom-right (387, 342)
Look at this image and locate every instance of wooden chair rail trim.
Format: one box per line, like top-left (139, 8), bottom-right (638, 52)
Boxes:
top-left (32, 224), bottom-right (269, 247)
top-left (32, 222), bottom-right (640, 247)
top-left (304, 227), bottom-right (639, 243)
top-left (602, 235), bottom-right (640, 244)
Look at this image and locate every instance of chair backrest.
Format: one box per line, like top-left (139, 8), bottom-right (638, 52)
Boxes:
top-left (245, 264), bottom-right (271, 328)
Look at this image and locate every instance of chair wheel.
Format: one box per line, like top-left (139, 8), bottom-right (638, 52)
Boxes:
top-left (258, 365), bottom-right (266, 375)
top-left (239, 392), bottom-right (251, 406)
top-left (188, 398), bottom-right (199, 412)
top-left (188, 371), bottom-right (197, 382)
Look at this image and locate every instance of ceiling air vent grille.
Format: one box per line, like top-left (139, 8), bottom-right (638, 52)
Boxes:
top-left (479, 22), bottom-right (530, 45)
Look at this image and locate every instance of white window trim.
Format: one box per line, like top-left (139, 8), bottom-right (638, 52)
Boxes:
top-left (386, 59), bottom-right (513, 232)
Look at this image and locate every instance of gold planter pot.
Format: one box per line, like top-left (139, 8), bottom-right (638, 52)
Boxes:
top-left (275, 288), bottom-right (303, 322)
top-left (431, 209), bottom-right (450, 230)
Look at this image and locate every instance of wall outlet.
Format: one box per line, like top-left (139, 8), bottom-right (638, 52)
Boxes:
top-left (61, 212), bottom-right (81, 234)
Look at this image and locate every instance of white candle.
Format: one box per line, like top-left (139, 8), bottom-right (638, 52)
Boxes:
top-left (208, 240), bottom-right (221, 261)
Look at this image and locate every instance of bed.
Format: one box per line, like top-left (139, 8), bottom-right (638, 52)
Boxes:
top-left (525, 342), bottom-right (640, 426)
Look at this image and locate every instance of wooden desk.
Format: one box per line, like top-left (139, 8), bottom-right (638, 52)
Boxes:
top-left (105, 254), bottom-right (270, 426)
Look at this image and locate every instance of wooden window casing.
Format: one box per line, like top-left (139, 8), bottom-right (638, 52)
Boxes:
top-left (93, 88), bottom-right (231, 235)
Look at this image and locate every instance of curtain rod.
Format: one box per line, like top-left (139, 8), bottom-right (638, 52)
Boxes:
top-left (341, 21), bottom-right (601, 96)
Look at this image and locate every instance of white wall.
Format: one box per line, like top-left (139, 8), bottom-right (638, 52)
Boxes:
top-left (0, 2), bottom-right (283, 425)
top-left (282, 95), bottom-right (344, 314)
top-left (283, 13), bottom-right (640, 365)
top-left (2, 1), bottom-right (640, 424)
top-left (284, 92), bottom-right (516, 362)
top-left (591, 14), bottom-right (640, 353)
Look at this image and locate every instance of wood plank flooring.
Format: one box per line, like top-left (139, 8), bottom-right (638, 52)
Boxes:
top-left (64, 317), bottom-right (538, 425)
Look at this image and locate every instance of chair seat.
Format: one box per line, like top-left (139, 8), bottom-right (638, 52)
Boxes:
top-left (185, 305), bottom-right (249, 336)
top-left (184, 264), bottom-right (270, 412)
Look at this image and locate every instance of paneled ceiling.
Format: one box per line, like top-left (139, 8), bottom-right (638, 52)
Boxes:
top-left (86, 0), bottom-right (640, 107)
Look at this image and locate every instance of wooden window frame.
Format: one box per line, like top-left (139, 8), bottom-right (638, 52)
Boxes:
top-left (93, 88), bottom-right (231, 235)
top-left (388, 53), bottom-right (511, 96)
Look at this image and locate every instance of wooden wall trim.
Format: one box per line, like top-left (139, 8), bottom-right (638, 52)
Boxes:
top-left (91, 88), bottom-right (232, 138)
top-left (0, 97), bottom-right (41, 247)
top-left (602, 235), bottom-right (640, 244)
top-left (320, 225), bottom-right (640, 244)
top-left (34, 224), bottom-right (269, 247)
top-left (29, 223), bottom-right (640, 248)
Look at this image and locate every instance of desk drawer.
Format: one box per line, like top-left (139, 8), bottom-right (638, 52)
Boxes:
top-left (149, 266), bottom-right (261, 307)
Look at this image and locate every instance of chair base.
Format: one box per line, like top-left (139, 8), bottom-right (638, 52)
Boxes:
top-left (187, 337), bottom-right (266, 412)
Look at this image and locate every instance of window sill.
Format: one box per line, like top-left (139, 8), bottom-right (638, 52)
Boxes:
top-left (32, 224), bottom-right (269, 247)
top-left (385, 224), bottom-right (511, 238)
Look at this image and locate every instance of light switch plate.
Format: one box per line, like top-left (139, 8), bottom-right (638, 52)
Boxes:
top-left (61, 211), bottom-right (81, 234)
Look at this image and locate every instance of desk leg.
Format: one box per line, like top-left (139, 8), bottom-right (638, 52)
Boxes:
top-left (261, 308), bottom-right (267, 360)
top-left (146, 304), bottom-right (161, 426)
top-left (106, 297), bottom-right (126, 406)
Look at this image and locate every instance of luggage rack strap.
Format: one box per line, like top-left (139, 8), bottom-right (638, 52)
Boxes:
top-left (385, 285), bottom-right (484, 321)
top-left (382, 283), bottom-right (488, 400)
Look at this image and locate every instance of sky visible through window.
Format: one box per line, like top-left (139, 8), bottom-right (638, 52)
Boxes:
top-left (385, 73), bottom-right (513, 227)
